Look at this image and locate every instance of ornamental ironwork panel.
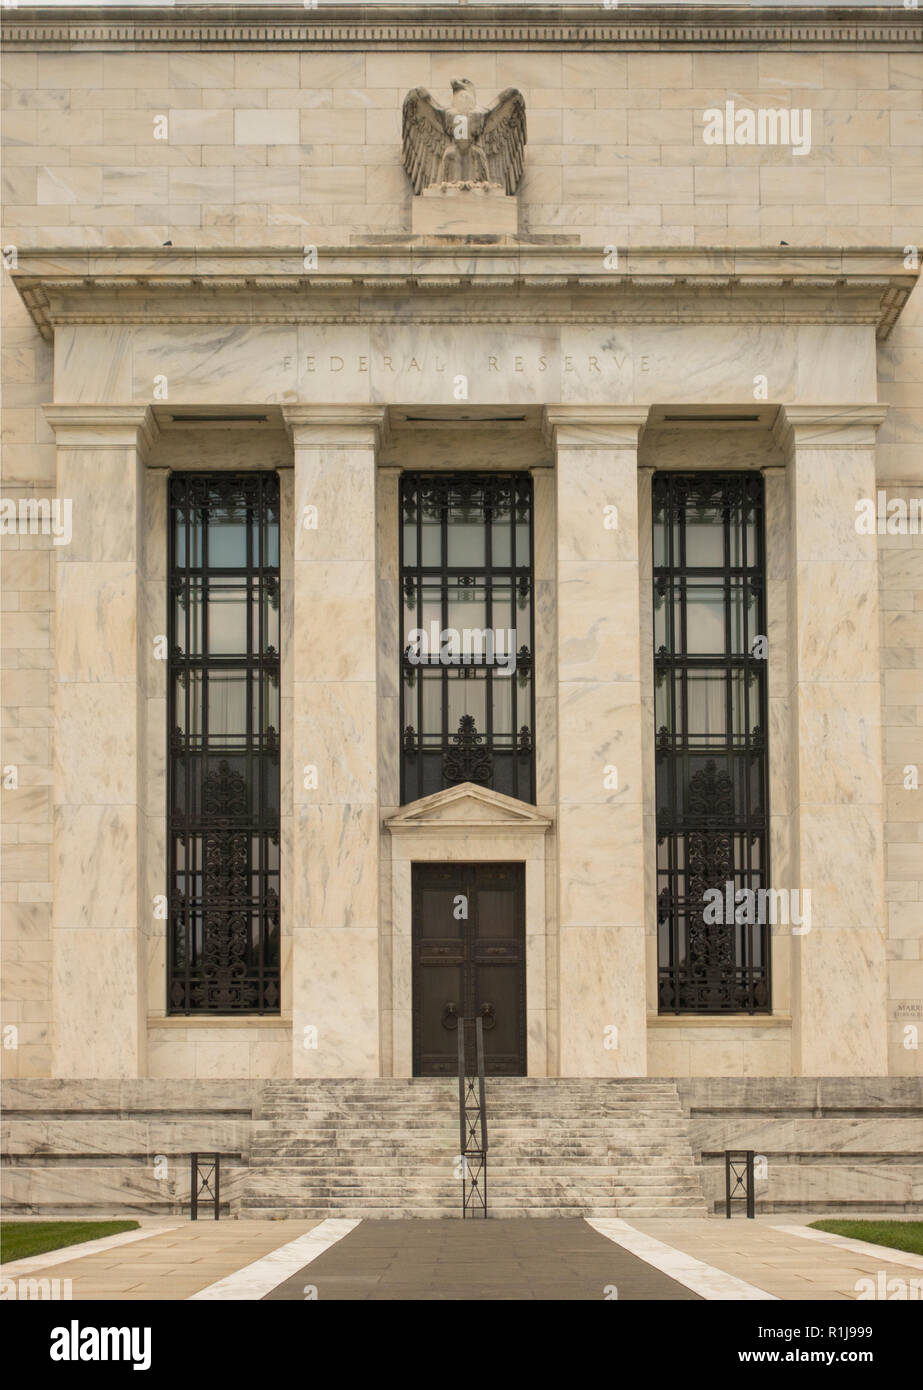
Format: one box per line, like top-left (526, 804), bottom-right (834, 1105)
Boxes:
top-left (653, 472), bottom-right (770, 1014)
top-left (400, 473), bottom-right (535, 804)
top-left (168, 472), bottom-right (281, 1014)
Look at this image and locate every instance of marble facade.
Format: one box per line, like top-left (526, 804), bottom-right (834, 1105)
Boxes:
top-left (2, 5), bottom-right (922, 1088)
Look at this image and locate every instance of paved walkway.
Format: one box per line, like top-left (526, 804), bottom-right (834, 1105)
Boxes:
top-left (263, 1218), bottom-right (702, 1301)
top-left (2, 1220), bottom-right (320, 1301)
top-left (627, 1219), bottom-right (923, 1302)
top-left (3, 1215), bottom-right (921, 1301)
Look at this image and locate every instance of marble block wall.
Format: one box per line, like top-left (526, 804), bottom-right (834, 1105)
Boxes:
top-left (678, 1078), bottom-right (923, 1213)
top-left (0, 47), bottom-right (920, 255)
top-left (1, 1079), bottom-right (259, 1214)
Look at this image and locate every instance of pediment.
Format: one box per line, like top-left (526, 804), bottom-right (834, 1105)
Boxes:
top-left (385, 782), bottom-right (551, 833)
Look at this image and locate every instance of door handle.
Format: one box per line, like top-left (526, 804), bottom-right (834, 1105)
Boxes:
top-left (477, 1002), bottom-right (496, 1030)
top-left (441, 1001), bottom-right (459, 1030)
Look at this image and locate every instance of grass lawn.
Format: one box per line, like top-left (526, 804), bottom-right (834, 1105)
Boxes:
top-left (809, 1220), bottom-right (923, 1257)
top-left (1, 1220), bottom-right (140, 1265)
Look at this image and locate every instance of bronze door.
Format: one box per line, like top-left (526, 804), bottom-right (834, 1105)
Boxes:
top-left (412, 862), bottom-right (526, 1076)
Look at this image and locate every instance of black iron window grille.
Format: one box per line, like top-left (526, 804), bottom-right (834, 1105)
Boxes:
top-left (653, 471), bottom-right (770, 1014)
top-left (400, 473), bottom-right (535, 804)
top-left (168, 472), bottom-right (281, 1014)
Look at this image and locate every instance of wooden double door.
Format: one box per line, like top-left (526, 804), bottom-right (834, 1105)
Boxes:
top-left (412, 862), bottom-right (527, 1076)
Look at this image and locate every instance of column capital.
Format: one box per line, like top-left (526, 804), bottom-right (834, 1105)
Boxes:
top-left (43, 403), bottom-right (159, 458)
top-left (542, 404), bottom-right (649, 451)
top-left (283, 404), bottom-right (388, 450)
top-left (772, 404), bottom-right (889, 455)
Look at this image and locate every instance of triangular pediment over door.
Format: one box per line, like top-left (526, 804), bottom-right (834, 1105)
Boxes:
top-left (384, 782), bottom-right (551, 834)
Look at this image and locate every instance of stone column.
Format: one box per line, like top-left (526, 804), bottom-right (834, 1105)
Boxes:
top-left (44, 405), bottom-right (157, 1079)
top-left (284, 406), bottom-right (386, 1077)
top-left (544, 405), bottom-right (649, 1076)
top-left (637, 465), bottom-right (658, 1019)
top-left (775, 405), bottom-right (889, 1076)
top-left (376, 463), bottom-right (402, 1078)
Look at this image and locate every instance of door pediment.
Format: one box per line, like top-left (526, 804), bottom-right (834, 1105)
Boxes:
top-left (385, 782), bottom-right (551, 833)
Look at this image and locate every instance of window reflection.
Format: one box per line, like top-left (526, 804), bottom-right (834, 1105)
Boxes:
top-left (653, 472), bottom-right (769, 1015)
top-left (400, 473), bottom-right (534, 803)
top-left (168, 473), bottom-right (280, 1015)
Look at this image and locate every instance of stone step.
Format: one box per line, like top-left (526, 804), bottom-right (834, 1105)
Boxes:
top-left (237, 1206), bottom-right (661, 1220)
top-left (238, 1202), bottom-right (707, 1220)
top-left (256, 1162), bottom-right (701, 1173)
top-left (240, 1077), bottom-right (706, 1218)
top-left (261, 1116), bottom-right (682, 1127)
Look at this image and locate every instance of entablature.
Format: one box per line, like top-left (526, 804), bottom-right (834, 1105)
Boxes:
top-left (12, 244), bottom-right (918, 343)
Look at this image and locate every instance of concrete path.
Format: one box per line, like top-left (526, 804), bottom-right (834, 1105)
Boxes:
top-left (625, 1219), bottom-right (923, 1302)
top-left (3, 1215), bottom-right (921, 1301)
top-left (2, 1219), bottom-right (320, 1301)
top-left (263, 1217), bottom-right (702, 1301)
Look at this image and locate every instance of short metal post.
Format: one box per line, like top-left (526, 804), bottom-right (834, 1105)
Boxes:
top-left (191, 1152), bottom-right (198, 1221)
top-left (724, 1150), bottom-right (731, 1219)
top-left (746, 1150), bottom-right (755, 1219)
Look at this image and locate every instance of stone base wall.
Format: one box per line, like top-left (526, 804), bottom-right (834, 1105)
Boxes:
top-left (0, 1080), bottom-right (261, 1216)
top-left (3, 1077), bottom-right (920, 1217)
top-left (678, 1078), bottom-right (923, 1215)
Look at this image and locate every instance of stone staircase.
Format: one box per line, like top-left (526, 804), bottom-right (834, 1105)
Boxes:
top-left (238, 1078), bottom-right (708, 1219)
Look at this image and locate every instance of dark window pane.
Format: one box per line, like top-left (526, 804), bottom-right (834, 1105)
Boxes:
top-left (654, 471), bottom-right (769, 1016)
top-left (684, 503), bottom-right (724, 567)
top-left (168, 473), bottom-right (280, 1015)
top-left (400, 474), bottom-right (534, 804)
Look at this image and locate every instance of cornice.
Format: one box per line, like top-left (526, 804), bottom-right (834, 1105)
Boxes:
top-left (2, 4), bottom-right (920, 49)
top-left (11, 245), bottom-right (918, 343)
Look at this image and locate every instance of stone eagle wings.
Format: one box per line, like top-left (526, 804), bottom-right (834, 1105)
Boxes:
top-left (402, 78), bottom-right (527, 195)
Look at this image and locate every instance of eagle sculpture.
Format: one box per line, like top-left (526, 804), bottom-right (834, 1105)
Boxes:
top-left (402, 78), bottom-right (527, 195)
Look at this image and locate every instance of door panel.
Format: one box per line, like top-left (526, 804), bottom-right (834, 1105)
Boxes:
top-left (412, 862), bottom-right (526, 1076)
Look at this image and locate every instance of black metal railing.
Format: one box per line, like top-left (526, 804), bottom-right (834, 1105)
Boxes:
top-left (725, 1149), bottom-right (755, 1218)
top-left (458, 1016), bottom-right (488, 1218)
top-left (190, 1152), bottom-right (220, 1220)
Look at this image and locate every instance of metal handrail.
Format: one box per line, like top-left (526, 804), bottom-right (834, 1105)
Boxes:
top-left (458, 1015), bottom-right (488, 1218)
